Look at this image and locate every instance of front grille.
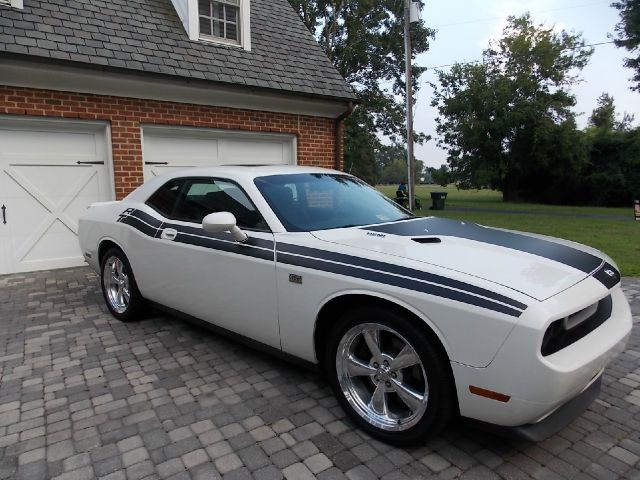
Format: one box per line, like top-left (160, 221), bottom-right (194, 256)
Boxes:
top-left (541, 295), bottom-right (613, 356)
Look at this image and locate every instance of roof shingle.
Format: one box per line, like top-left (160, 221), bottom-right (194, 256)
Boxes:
top-left (0, 0), bottom-right (357, 101)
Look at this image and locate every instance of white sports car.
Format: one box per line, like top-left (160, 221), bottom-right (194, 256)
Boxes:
top-left (78, 165), bottom-right (632, 445)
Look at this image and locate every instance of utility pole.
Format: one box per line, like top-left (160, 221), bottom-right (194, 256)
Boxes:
top-left (404, 0), bottom-right (416, 211)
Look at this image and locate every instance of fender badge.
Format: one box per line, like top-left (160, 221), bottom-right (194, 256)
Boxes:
top-left (366, 232), bottom-right (386, 238)
top-left (289, 274), bottom-right (303, 285)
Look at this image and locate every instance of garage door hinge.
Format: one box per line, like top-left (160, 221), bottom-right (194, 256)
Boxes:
top-left (76, 161), bottom-right (105, 165)
top-left (1, 205), bottom-right (6, 224)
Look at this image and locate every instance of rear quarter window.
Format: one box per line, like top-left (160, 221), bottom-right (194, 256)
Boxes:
top-left (146, 179), bottom-right (184, 217)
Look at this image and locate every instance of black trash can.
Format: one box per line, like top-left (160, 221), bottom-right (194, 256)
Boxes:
top-left (430, 192), bottom-right (448, 210)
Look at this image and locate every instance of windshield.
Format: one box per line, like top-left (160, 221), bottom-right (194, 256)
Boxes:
top-left (254, 173), bottom-right (413, 232)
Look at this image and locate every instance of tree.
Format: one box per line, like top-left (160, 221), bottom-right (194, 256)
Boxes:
top-left (431, 14), bottom-right (592, 202)
top-left (376, 144), bottom-right (425, 184)
top-left (376, 143), bottom-right (406, 172)
top-left (429, 165), bottom-right (451, 187)
top-left (589, 93), bottom-right (617, 130)
top-left (288, 0), bottom-right (434, 182)
top-left (343, 108), bottom-right (380, 184)
top-left (588, 93), bottom-right (635, 131)
top-left (612, 0), bottom-right (640, 91)
top-left (379, 158), bottom-right (408, 184)
top-left (584, 93), bottom-right (640, 205)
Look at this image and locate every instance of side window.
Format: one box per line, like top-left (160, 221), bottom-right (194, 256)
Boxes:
top-left (197, 180), bottom-right (268, 230)
top-left (146, 178), bottom-right (185, 217)
top-left (147, 177), bottom-right (268, 230)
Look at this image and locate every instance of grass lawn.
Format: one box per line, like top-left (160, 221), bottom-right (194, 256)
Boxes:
top-left (377, 185), bottom-right (640, 276)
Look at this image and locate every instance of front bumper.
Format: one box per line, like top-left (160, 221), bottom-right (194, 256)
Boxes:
top-left (452, 283), bottom-right (632, 431)
top-left (463, 375), bottom-right (602, 441)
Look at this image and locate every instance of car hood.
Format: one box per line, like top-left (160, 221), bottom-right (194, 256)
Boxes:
top-left (311, 217), bottom-right (610, 302)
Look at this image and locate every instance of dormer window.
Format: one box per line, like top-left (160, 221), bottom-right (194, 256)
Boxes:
top-left (0, 0), bottom-right (23, 8)
top-left (199, 0), bottom-right (240, 44)
top-left (170, 0), bottom-right (250, 51)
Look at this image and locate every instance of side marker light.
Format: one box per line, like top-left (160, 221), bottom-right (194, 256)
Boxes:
top-left (469, 386), bottom-right (511, 403)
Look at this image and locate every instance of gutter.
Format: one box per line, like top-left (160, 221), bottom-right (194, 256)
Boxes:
top-left (335, 101), bottom-right (355, 170)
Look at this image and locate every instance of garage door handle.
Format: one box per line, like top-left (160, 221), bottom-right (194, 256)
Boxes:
top-left (76, 161), bottom-right (105, 165)
top-left (145, 161), bottom-right (168, 165)
top-left (1, 205), bottom-right (5, 224)
top-left (161, 228), bottom-right (178, 241)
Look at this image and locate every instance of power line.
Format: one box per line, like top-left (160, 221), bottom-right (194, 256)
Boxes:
top-left (426, 41), bottom-right (616, 70)
top-left (428, 60), bottom-right (480, 70)
top-left (431, 1), bottom-right (610, 29)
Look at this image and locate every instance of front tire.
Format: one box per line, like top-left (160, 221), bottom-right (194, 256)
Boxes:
top-left (326, 307), bottom-right (455, 445)
top-left (100, 248), bottom-right (144, 322)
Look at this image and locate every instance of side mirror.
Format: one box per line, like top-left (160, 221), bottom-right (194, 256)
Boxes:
top-left (202, 212), bottom-right (248, 243)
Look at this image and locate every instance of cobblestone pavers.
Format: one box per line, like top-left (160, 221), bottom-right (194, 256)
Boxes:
top-left (0, 268), bottom-right (638, 479)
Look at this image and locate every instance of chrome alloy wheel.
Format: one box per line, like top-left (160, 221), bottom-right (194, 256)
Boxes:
top-left (103, 256), bottom-right (131, 314)
top-left (336, 323), bottom-right (429, 432)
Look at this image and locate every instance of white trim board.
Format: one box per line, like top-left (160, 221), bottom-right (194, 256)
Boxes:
top-left (0, 58), bottom-right (349, 119)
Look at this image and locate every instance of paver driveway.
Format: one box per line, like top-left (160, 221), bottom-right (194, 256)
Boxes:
top-left (0, 268), bottom-right (638, 480)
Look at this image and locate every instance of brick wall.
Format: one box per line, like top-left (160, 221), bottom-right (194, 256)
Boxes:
top-left (0, 86), bottom-right (343, 199)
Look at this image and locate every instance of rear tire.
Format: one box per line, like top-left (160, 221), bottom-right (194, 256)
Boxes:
top-left (325, 306), bottom-right (455, 445)
top-left (100, 248), bottom-right (145, 322)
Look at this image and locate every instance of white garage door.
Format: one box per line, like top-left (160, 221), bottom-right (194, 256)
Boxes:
top-left (142, 125), bottom-right (296, 180)
top-left (0, 118), bottom-right (113, 275)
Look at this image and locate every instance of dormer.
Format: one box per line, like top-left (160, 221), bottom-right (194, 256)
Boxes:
top-left (171, 0), bottom-right (251, 51)
top-left (0, 0), bottom-right (24, 8)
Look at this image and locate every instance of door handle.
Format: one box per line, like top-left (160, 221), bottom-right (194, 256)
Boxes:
top-left (1, 204), bottom-right (5, 224)
top-left (160, 228), bottom-right (178, 241)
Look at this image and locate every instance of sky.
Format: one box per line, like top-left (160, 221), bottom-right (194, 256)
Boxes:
top-left (412, 0), bottom-right (640, 168)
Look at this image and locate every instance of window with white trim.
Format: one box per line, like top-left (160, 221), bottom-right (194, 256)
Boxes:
top-left (1, 0), bottom-right (23, 7)
top-left (198, 0), bottom-right (240, 44)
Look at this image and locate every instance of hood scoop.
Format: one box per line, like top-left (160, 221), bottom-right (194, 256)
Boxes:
top-left (412, 237), bottom-right (441, 244)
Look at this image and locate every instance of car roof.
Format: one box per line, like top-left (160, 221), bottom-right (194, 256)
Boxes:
top-left (124, 164), bottom-right (347, 202)
top-left (170, 164), bottom-right (343, 179)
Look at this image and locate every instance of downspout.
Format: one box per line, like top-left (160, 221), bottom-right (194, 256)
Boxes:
top-left (335, 101), bottom-right (355, 171)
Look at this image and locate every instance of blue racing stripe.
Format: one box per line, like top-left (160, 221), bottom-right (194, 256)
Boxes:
top-left (277, 253), bottom-right (523, 317)
top-left (117, 209), bottom-right (526, 317)
top-left (277, 243), bottom-right (528, 311)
